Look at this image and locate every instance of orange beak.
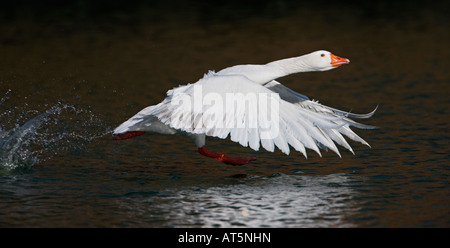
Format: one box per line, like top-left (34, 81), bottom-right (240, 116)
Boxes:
top-left (330, 53), bottom-right (350, 67)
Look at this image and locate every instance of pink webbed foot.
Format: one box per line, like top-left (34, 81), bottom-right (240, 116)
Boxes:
top-left (113, 131), bottom-right (146, 140)
top-left (198, 146), bottom-right (256, 166)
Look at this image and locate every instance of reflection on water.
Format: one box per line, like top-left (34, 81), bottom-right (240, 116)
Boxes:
top-left (122, 173), bottom-right (359, 228)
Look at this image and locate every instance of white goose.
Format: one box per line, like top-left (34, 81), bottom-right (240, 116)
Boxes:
top-left (114, 50), bottom-right (377, 165)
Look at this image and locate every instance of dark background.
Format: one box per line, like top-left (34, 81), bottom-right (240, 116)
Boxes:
top-left (0, 0), bottom-right (448, 227)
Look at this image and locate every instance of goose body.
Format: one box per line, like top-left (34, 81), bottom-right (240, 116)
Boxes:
top-left (114, 50), bottom-right (377, 165)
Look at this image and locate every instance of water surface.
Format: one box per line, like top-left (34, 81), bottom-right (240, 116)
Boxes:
top-left (0, 1), bottom-right (448, 227)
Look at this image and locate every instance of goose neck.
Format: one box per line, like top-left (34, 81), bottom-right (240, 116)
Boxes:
top-left (266, 56), bottom-right (312, 76)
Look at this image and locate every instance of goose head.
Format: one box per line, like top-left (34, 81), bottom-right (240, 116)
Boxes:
top-left (304, 50), bottom-right (350, 71)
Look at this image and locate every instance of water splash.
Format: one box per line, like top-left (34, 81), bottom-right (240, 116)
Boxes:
top-left (0, 90), bottom-right (109, 171)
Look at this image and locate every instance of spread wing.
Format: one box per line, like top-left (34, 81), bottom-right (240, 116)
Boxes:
top-left (117, 73), bottom-right (376, 158)
top-left (264, 80), bottom-right (378, 154)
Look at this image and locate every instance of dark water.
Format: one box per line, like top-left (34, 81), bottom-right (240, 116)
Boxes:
top-left (0, 1), bottom-right (448, 227)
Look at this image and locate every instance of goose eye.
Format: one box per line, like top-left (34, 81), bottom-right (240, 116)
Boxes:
top-left (321, 53), bottom-right (325, 57)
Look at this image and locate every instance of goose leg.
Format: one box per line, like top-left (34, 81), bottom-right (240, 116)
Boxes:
top-left (198, 146), bottom-right (256, 166)
top-left (113, 131), bottom-right (146, 140)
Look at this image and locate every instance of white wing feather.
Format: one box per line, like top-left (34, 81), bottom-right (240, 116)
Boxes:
top-left (115, 72), bottom-right (375, 158)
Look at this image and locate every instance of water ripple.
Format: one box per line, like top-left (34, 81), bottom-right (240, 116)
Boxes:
top-left (116, 173), bottom-right (360, 227)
